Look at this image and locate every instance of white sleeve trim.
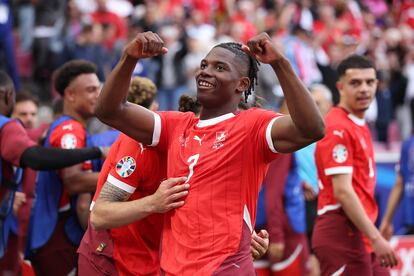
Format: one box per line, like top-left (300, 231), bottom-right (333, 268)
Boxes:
top-left (317, 203), bottom-right (341, 215)
top-left (107, 174), bottom-right (136, 194)
top-left (271, 244), bottom-right (303, 271)
top-left (243, 205), bottom-right (253, 233)
top-left (324, 166), bottom-right (353, 175)
top-left (150, 112), bottom-right (161, 147)
top-left (89, 201), bottom-right (95, 211)
top-left (266, 116), bottom-right (283, 153)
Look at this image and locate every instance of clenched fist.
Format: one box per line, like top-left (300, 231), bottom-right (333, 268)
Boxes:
top-left (124, 31), bottom-right (168, 59)
top-left (242, 32), bottom-right (285, 65)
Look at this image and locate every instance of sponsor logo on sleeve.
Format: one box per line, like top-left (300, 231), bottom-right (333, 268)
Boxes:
top-left (116, 156), bottom-right (136, 178)
top-left (332, 144), bottom-right (348, 163)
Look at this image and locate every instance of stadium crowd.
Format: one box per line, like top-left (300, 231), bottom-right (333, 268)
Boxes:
top-left (0, 0), bottom-right (414, 275)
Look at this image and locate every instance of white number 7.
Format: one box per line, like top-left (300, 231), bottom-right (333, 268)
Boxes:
top-left (186, 154), bottom-right (200, 183)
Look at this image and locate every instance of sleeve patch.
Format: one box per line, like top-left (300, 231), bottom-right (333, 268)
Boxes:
top-left (116, 156), bottom-right (136, 178)
top-left (332, 144), bottom-right (348, 163)
top-left (60, 133), bottom-right (78, 149)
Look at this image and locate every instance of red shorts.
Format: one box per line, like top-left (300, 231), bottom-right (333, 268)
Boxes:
top-left (312, 210), bottom-right (389, 276)
top-left (212, 222), bottom-right (255, 276)
top-left (0, 232), bottom-right (20, 274)
top-left (29, 212), bottom-right (77, 276)
top-left (254, 229), bottom-right (309, 276)
top-left (77, 220), bottom-right (117, 276)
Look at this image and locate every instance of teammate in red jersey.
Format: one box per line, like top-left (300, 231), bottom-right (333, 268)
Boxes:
top-left (28, 60), bottom-right (102, 276)
top-left (0, 71), bottom-right (106, 275)
top-left (79, 79), bottom-right (269, 275)
top-left (96, 31), bottom-right (324, 275)
top-left (312, 55), bottom-right (398, 275)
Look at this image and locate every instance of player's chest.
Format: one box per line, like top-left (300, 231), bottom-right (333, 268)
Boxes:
top-left (168, 124), bottom-right (251, 171)
top-left (171, 125), bottom-right (245, 154)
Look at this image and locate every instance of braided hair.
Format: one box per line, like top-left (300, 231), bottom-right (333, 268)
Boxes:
top-left (178, 95), bottom-right (201, 115)
top-left (214, 42), bottom-right (260, 102)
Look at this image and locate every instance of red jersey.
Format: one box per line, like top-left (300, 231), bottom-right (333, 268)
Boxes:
top-left (91, 133), bottom-right (166, 276)
top-left (153, 108), bottom-right (281, 275)
top-left (0, 120), bottom-right (35, 199)
top-left (49, 119), bottom-right (90, 209)
top-left (315, 107), bottom-right (377, 250)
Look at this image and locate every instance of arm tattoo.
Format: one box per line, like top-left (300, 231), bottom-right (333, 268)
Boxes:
top-left (97, 182), bottom-right (131, 202)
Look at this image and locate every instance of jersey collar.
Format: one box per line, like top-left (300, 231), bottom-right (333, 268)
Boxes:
top-left (347, 113), bottom-right (366, 126)
top-left (197, 113), bottom-right (235, 128)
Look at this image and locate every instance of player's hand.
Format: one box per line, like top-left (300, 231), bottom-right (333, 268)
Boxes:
top-left (268, 242), bottom-right (285, 262)
top-left (124, 31), bottom-right (168, 59)
top-left (251, 229), bottom-right (269, 260)
top-left (150, 177), bottom-right (189, 213)
top-left (12, 192), bottom-right (26, 216)
top-left (242, 32), bottom-right (284, 65)
top-left (303, 182), bottom-right (316, 201)
top-left (371, 235), bottom-right (398, 267)
top-left (379, 221), bottom-right (394, 241)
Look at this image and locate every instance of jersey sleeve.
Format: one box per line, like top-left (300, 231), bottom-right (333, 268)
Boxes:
top-left (153, 111), bottom-right (193, 150)
top-left (106, 137), bottom-right (143, 194)
top-left (318, 128), bottom-right (354, 176)
top-left (246, 108), bottom-right (283, 163)
top-left (49, 120), bottom-right (86, 150)
top-left (1, 121), bottom-right (36, 166)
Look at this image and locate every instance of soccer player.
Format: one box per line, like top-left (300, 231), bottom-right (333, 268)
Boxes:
top-left (379, 99), bottom-right (414, 239)
top-left (0, 71), bottom-right (105, 275)
top-left (80, 79), bottom-right (269, 275)
top-left (255, 99), bottom-right (310, 276)
top-left (96, 31), bottom-right (324, 275)
top-left (27, 60), bottom-right (102, 276)
top-left (312, 55), bottom-right (398, 275)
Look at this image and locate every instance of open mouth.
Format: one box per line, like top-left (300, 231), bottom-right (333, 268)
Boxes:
top-left (197, 79), bottom-right (214, 88)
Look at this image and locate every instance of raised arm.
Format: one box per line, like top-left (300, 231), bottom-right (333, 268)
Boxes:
top-left (243, 33), bottom-right (325, 153)
top-left (95, 32), bottom-right (168, 145)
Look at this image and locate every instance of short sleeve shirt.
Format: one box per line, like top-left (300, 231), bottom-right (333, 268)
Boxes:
top-left (315, 107), bottom-right (377, 250)
top-left (0, 120), bottom-right (35, 199)
top-left (153, 108), bottom-right (281, 275)
top-left (92, 133), bottom-right (167, 276)
top-left (49, 119), bottom-right (89, 208)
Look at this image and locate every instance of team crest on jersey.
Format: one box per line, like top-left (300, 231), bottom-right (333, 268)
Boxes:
top-left (212, 131), bottom-right (227, 149)
top-left (61, 133), bottom-right (77, 149)
top-left (116, 156), bottom-right (136, 178)
top-left (332, 144), bottom-right (348, 163)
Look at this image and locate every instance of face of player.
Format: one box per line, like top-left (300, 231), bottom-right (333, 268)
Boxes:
top-left (12, 100), bottom-right (38, 129)
top-left (337, 68), bottom-right (377, 119)
top-left (195, 47), bottom-right (248, 113)
top-left (67, 73), bottom-right (100, 119)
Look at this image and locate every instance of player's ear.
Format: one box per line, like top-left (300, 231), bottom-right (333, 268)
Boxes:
top-left (236, 77), bottom-right (250, 95)
top-left (65, 87), bottom-right (76, 102)
top-left (336, 80), bottom-right (345, 98)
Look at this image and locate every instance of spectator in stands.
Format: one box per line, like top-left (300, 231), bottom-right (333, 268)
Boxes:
top-left (11, 91), bottom-right (49, 142)
top-left (0, 0), bottom-right (20, 91)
